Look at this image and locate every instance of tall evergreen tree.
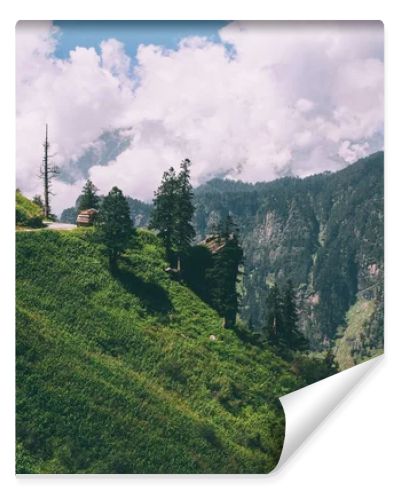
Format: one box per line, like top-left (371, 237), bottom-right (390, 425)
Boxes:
top-left (263, 280), bottom-right (308, 352)
top-left (282, 280), bottom-right (308, 351)
top-left (95, 186), bottom-right (133, 268)
top-left (78, 179), bottom-right (100, 211)
top-left (150, 159), bottom-right (195, 271)
top-left (149, 167), bottom-right (178, 263)
top-left (263, 283), bottom-right (285, 347)
top-left (175, 159), bottom-right (195, 271)
top-left (208, 215), bottom-right (243, 329)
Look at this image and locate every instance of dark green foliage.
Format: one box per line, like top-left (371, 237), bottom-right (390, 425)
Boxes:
top-left (181, 244), bottom-right (214, 300)
top-left (149, 167), bottom-right (178, 261)
top-left (175, 159), bottom-right (196, 270)
top-left (150, 160), bottom-right (195, 269)
top-left (206, 216), bottom-right (243, 328)
top-left (263, 283), bottom-right (286, 348)
top-left (282, 281), bottom-right (309, 351)
top-left (61, 194), bottom-right (151, 226)
top-left (292, 351), bottom-right (338, 385)
top-left (16, 229), bottom-right (302, 473)
top-left (193, 152), bottom-right (384, 359)
top-left (94, 186), bottom-right (133, 267)
top-left (78, 179), bottom-right (100, 211)
top-left (263, 281), bottom-right (308, 355)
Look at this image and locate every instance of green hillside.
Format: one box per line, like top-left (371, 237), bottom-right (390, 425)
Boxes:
top-left (16, 229), bottom-right (301, 473)
top-left (16, 190), bottom-right (43, 228)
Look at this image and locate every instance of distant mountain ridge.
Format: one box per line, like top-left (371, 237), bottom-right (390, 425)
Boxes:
top-left (60, 152), bottom-right (384, 362)
top-left (193, 151), bottom-right (384, 361)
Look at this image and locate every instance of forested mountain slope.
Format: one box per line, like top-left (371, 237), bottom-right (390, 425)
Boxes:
top-left (16, 229), bottom-right (301, 473)
top-left (194, 152), bottom-right (384, 355)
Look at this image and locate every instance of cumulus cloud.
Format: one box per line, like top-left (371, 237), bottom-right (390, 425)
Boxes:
top-left (16, 21), bottom-right (384, 213)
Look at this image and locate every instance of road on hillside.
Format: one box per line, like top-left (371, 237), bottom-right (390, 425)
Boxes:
top-left (44, 222), bottom-right (77, 231)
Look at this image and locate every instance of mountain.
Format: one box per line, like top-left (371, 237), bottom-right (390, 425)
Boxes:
top-left (16, 229), bottom-right (301, 473)
top-left (58, 152), bottom-right (384, 365)
top-left (193, 152), bottom-right (384, 361)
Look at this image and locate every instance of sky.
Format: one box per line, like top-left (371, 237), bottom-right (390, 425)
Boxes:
top-left (16, 20), bottom-right (384, 215)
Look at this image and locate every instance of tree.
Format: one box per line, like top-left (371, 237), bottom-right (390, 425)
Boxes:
top-left (282, 280), bottom-right (308, 351)
top-left (39, 124), bottom-right (60, 219)
top-left (263, 283), bottom-right (285, 347)
top-left (263, 280), bottom-right (308, 352)
top-left (208, 215), bottom-right (243, 329)
top-left (149, 167), bottom-right (178, 262)
top-left (150, 159), bottom-right (195, 270)
top-left (175, 159), bottom-right (195, 271)
top-left (95, 186), bottom-right (133, 268)
top-left (78, 179), bottom-right (100, 211)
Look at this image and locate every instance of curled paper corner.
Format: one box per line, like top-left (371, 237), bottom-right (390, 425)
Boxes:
top-left (275, 354), bottom-right (384, 471)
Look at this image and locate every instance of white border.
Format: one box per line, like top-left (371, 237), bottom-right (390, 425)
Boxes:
top-left (2, 1), bottom-right (399, 498)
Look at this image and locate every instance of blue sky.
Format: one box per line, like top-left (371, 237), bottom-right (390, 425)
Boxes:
top-left (53, 20), bottom-right (229, 61)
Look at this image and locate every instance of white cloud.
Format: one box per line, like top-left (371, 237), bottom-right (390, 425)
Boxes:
top-left (16, 21), bottom-right (384, 214)
top-left (338, 140), bottom-right (371, 163)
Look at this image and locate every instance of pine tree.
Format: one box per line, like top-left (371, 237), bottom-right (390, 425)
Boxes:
top-left (175, 159), bottom-right (195, 271)
top-left (263, 280), bottom-right (308, 352)
top-left (39, 124), bottom-right (59, 219)
top-left (95, 186), bottom-right (133, 268)
top-left (149, 167), bottom-right (178, 263)
top-left (263, 283), bottom-right (285, 347)
top-left (282, 280), bottom-right (308, 351)
top-left (150, 159), bottom-right (195, 271)
top-left (78, 179), bottom-right (100, 211)
top-left (207, 214), bottom-right (243, 329)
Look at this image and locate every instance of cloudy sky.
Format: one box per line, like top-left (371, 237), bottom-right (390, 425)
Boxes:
top-left (16, 20), bottom-right (383, 214)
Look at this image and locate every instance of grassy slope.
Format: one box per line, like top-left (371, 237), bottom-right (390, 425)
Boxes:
top-left (16, 191), bottom-right (43, 228)
top-left (16, 229), bottom-right (301, 474)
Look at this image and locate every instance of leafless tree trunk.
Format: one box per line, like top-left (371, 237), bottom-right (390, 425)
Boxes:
top-left (39, 124), bottom-right (59, 219)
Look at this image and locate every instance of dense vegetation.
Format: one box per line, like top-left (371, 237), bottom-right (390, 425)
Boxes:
top-left (61, 194), bottom-right (151, 227)
top-left (149, 159), bottom-right (195, 271)
top-left (58, 152), bottom-right (384, 367)
top-left (16, 229), bottom-right (303, 473)
top-left (15, 190), bottom-right (44, 228)
top-left (193, 152), bottom-right (384, 363)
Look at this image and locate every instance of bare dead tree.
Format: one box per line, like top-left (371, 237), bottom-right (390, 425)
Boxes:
top-left (39, 124), bottom-right (60, 219)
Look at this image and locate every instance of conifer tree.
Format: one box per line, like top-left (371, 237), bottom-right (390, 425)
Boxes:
top-left (263, 283), bottom-right (285, 347)
top-left (78, 179), bottom-right (100, 211)
top-left (175, 159), bottom-right (195, 271)
top-left (282, 280), bottom-right (309, 351)
top-left (208, 214), bottom-right (243, 328)
top-left (95, 186), bottom-right (133, 268)
top-left (263, 280), bottom-right (308, 352)
top-left (150, 159), bottom-right (195, 270)
top-left (149, 167), bottom-right (178, 263)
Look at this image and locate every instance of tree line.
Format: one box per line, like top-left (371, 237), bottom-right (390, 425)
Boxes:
top-left (34, 125), bottom-right (308, 348)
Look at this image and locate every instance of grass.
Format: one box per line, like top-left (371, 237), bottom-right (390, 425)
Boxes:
top-left (16, 228), bottom-right (301, 473)
top-left (15, 191), bottom-right (43, 228)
